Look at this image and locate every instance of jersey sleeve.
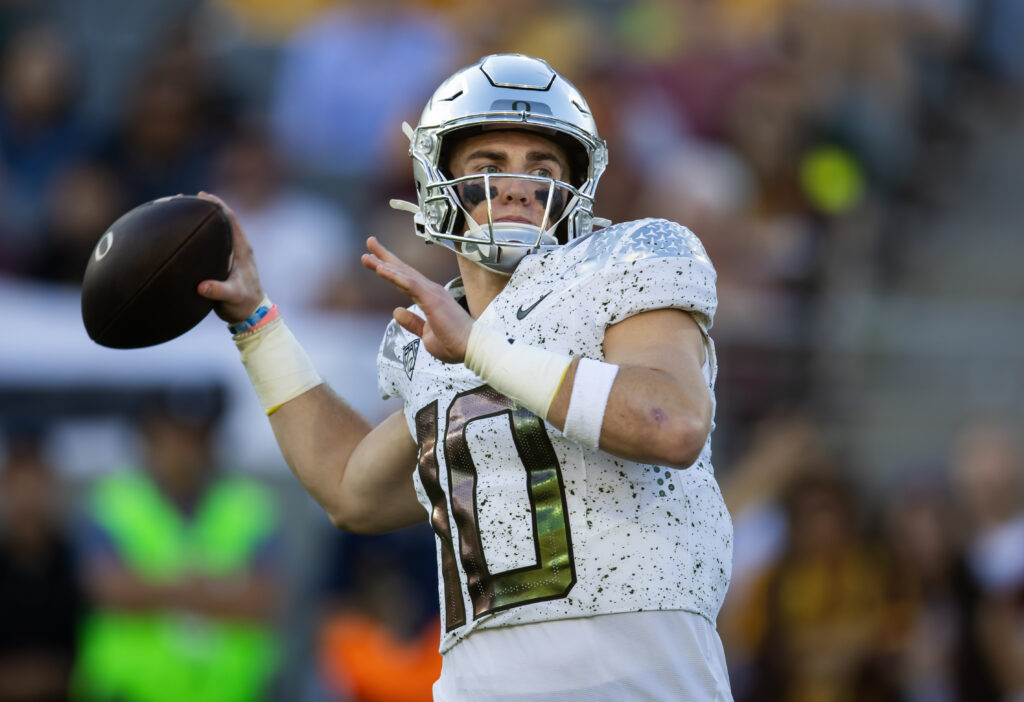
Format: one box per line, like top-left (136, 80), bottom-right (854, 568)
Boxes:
top-left (376, 312), bottom-right (421, 401)
top-left (579, 219), bottom-right (718, 333)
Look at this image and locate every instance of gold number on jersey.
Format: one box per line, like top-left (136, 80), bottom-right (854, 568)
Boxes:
top-left (415, 402), bottom-right (467, 632)
top-left (416, 386), bottom-right (577, 628)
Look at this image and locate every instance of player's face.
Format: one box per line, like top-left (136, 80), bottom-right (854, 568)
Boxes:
top-left (447, 131), bottom-right (571, 232)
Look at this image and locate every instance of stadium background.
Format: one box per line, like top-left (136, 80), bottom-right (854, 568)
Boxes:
top-left (1, 0), bottom-right (1023, 700)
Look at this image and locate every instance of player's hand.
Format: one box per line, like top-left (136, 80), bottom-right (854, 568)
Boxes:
top-left (195, 191), bottom-right (266, 325)
top-left (362, 236), bottom-right (473, 364)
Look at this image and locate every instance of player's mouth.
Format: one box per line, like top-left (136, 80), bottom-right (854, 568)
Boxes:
top-left (494, 215), bottom-right (536, 225)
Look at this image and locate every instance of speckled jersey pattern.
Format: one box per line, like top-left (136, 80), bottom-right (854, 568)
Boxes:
top-left (377, 218), bottom-right (733, 654)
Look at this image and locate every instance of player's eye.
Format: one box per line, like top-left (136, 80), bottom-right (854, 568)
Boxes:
top-left (480, 165), bottom-right (501, 174)
top-left (532, 167), bottom-right (553, 178)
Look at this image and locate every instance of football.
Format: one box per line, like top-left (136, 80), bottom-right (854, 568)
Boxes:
top-left (81, 195), bottom-right (233, 349)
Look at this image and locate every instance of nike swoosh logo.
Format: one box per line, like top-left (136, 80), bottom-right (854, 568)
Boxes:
top-left (516, 291), bottom-right (552, 320)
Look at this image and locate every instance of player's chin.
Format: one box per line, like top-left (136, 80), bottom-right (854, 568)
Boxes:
top-left (469, 214), bottom-right (544, 230)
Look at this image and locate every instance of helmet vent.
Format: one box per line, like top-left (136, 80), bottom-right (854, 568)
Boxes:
top-left (440, 90), bottom-right (463, 102)
top-left (572, 99), bottom-right (590, 115)
top-left (480, 54), bottom-right (556, 90)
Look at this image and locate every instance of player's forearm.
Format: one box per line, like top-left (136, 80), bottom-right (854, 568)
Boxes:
top-left (268, 384), bottom-right (374, 519)
top-left (549, 363), bottom-right (711, 469)
top-left (229, 309), bottom-right (405, 526)
top-left (596, 365), bottom-right (711, 468)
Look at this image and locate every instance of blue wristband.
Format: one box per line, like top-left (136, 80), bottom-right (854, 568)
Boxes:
top-left (228, 299), bottom-right (273, 335)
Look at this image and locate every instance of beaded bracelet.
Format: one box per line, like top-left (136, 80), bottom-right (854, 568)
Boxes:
top-left (228, 298), bottom-right (277, 335)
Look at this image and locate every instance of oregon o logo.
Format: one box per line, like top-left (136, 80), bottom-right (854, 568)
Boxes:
top-left (512, 100), bottom-right (531, 112)
top-left (95, 231), bottom-right (114, 261)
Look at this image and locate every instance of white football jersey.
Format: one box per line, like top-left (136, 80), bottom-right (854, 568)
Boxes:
top-left (377, 218), bottom-right (733, 654)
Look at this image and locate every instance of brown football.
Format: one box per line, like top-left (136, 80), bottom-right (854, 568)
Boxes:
top-left (81, 195), bottom-right (232, 348)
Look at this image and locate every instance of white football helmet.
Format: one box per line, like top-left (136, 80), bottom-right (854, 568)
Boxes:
top-left (391, 54), bottom-right (608, 274)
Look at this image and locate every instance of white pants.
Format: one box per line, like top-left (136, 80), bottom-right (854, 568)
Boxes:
top-left (434, 610), bottom-right (733, 702)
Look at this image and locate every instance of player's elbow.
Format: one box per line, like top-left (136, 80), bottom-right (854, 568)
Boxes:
top-left (646, 410), bottom-right (710, 469)
top-left (326, 506), bottom-right (382, 534)
top-left (326, 507), bottom-right (358, 533)
top-left (327, 501), bottom-right (387, 532)
top-left (324, 490), bottom-right (378, 534)
top-left (326, 487), bottom-right (423, 535)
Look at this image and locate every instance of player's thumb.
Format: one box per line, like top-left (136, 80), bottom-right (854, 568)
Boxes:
top-left (198, 278), bottom-right (231, 300)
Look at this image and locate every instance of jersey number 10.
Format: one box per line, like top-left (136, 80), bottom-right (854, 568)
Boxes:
top-left (416, 385), bottom-right (577, 632)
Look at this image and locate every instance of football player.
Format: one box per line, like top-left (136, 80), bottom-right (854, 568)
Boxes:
top-left (199, 54), bottom-right (733, 701)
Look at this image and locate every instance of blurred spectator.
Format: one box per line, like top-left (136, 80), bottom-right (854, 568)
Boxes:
top-left (268, 0), bottom-right (460, 214)
top-left (971, 0), bottom-right (1024, 89)
top-left (210, 0), bottom-right (335, 41)
top-left (72, 386), bottom-right (283, 702)
top-left (92, 22), bottom-right (231, 207)
top-left (948, 418), bottom-right (1024, 701)
top-left (728, 466), bottom-right (890, 702)
top-left (876, 476), bottom-right (963, 702)
top-left (0, 23), bottom-right (91, 275)
top-left (29, 161), bottom-right (127, 287)
top-left (0, 1), bottom-right (50, 48)
top-left (316, 524), bottom-right (440, 702)
top-left (720, 414), bottom-right (831, 588)
top-left (719, 413), bottom-right (831, 694)
top-left (43, 0), bottom-right (202, 127)
top-left (208, 122), bottom-right (359, 313)
top-left (0, 434), bottom-right (82, 702)
top-left (443, 0), bottom-right (605, 80)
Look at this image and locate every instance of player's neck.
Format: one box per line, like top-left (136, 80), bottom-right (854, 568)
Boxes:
top-left (456, 256), bottom-right (509, 319)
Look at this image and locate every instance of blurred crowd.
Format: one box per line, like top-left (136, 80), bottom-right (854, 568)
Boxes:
top-left (1, 0), bottom-right (1023, 700)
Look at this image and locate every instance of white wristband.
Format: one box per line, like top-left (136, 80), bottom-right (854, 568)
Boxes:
top-left (464, 323), bottom-right (571, 420)
top-left (234, 316), bottom-right (323, 414)
top-left (563, 358), bottom-right (618, 448)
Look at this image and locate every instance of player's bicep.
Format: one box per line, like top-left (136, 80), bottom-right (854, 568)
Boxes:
top-left (338, 410), bottom-right (425, 533)
top-left (603, 308), bottom-right (708, 389)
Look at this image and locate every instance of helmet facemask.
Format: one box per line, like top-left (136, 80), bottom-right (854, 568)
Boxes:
top-left (424, 171), bottom-right (586, 273)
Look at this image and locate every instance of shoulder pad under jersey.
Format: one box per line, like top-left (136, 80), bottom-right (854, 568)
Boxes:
top-left (567, 218), bottom-right (714, 276)
top-left (562, 218), bottom-right (717, 330)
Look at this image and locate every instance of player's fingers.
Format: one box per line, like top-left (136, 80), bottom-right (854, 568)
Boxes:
top-left (366, 237), bottom-right (436, 286)
top-left (198, 191), bottom-right (250, 254)
top-left (370, 259), bottom-right (423, 298)
top-left (197, 190), bottom-right (231, 216)
top-left (198, 277), bottom-right (232, 300)
top-left (360, 252), bottom-right (383, 273)
top-left (393, 308), bottom-right (426, 337)
top-left (366, 236), bottom-right (405, 266)
top-left (366, 237), bottom-right (433, 279)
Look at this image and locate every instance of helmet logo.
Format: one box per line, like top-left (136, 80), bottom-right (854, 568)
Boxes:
top-left (489, 99), bottom-right (552, 115)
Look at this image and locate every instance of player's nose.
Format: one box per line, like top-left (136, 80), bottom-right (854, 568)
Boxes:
top-left (499, 177), bottom-right (532, 204)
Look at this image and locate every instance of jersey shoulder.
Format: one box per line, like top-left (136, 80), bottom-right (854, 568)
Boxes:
top-left (563, 218), bottom-right (715, 276)
top-left (554, 218), bottom-right (718, 330)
